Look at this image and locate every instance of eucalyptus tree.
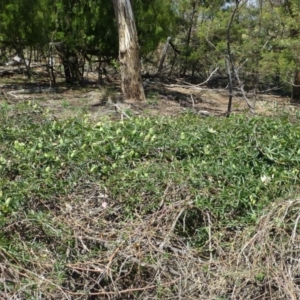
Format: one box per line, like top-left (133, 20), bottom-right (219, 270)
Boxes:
top-left (111, 0), bottom-right (145, 101)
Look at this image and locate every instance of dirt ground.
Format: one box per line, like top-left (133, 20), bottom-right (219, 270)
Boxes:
top-left (0, 72), bottom-right (298, 120)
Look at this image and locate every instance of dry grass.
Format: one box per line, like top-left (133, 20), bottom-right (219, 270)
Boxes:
top-left (2, 180), bottom-right (300, 299)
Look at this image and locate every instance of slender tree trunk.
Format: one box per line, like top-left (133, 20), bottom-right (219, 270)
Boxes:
top-left (225, 58), bottom-right (233, 116)
top-left (24, 47), bottom-right (32, 80)
top-left (62, 54), bottom-right (72, 83)
top-left (226, 2), bottom-right (239, 117)
top-left (48, 43), bottom-right (56, 85)
top-left (226, 0), bottom-right (254, 115)
top-left (182, 1), bottom-right (197, 77)
top-left (112, 0), bottom-right (146, 102)
top-left (157, 37), bottom-right (171, 74)
top-left (293, 69), bottom-right (300, 101)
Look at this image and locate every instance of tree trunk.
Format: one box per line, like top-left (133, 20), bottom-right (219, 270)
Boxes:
top-left (62, 55), bottom-right (72, 83)
top-left (292, 69), bottom-right (300, 101)
top-left (182, 1), bottom-right (197, 77)
top-left (157, 37), bottom-right (171, 74)
top-left (112, 0), bottom-right (146, 102)
top-left (225, 58), bottom-right (233, 116)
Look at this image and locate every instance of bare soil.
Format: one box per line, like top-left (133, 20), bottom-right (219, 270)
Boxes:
top-left (0, 73), bottom-right (297, 120)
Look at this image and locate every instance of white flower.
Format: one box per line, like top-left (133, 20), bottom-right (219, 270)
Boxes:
top-left (261, 175), bottom-right (271, 184)
top-left (208, 128), bottom-right (217, 134)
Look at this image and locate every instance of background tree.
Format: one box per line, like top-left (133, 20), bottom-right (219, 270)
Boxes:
top-left (133, 0), bottom-right (177, 55)
top-left (0, 0), bottom-right (54, 77)
top-left (1, 0), bottom-right (300, 104)
top-left (53, 0), bottom-right (118, 83)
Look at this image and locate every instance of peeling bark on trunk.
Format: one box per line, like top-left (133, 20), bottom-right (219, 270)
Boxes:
top-left (112, 0), bottom-right (146, 102)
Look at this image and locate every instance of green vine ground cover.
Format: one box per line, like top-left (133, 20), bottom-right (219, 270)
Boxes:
top-left (1, 102), bottom-right (300, 298)
top-left (1, 102), bottom-right (300, 228)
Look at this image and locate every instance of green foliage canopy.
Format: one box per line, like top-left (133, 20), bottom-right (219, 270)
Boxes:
top-left (0, 0), bottom-right (176, 59)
